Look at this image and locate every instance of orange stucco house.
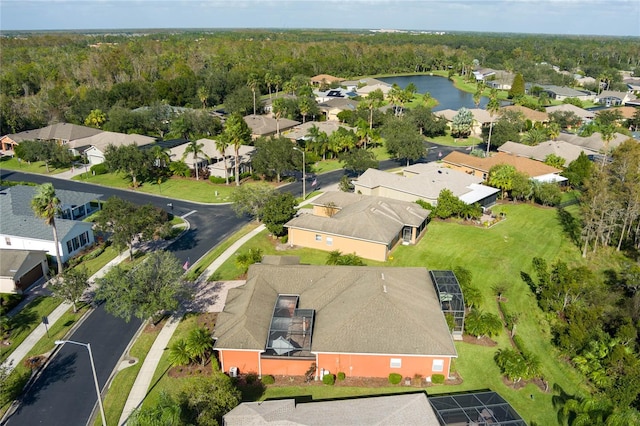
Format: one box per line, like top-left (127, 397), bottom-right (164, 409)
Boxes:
top-left (213, 261), bottom-right (457, 381)
top-left (285, 192), bottom-right (430, 262)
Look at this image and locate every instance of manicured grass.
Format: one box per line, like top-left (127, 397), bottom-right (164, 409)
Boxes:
top-left (263, 384), bottom-right (413, 400)
top-left (0, 157), bottom-right (70, 174)
top-left (428, 135), bottom-right (481, 147)
top-left (0, 296), bottom-right (62, 363)
top-left (75, 244), bottom-right (120, 277)
top-left (73, 173), bottom-right (237, 203)
top-left (184, 222), bottom-right (261, 281)
top-left (97, 321), bottom-right (160, 426)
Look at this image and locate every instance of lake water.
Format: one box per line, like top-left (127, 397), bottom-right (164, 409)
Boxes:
top-left (379, 75), bottom-right (488, 111)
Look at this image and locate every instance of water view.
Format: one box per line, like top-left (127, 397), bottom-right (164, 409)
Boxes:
top-left (379, 75), bottom-right (489, 111)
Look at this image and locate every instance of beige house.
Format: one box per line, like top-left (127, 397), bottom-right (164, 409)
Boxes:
top-left (285, 192), bottom-right (430, 262)
top-left (498, 140), bottom-right (597, 167)
top-left (435, 108), bottom-right (493, 137)
top-left (317, 98), bottom-right (359, 121)
top-left (0, 249), bottom-right (49, 294)
top-left (354, 164), bottom-right (499, 207)
top-left (244, 114), bottom-right (300, 139)
top-left (283, 121), bottom-right (355, 141)
top-left (501, 105), bottom-right (549, 125)
top-left (310, 74), bottom-right (343, 86)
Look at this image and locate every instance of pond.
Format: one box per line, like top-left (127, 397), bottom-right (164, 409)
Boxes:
top-left (379, 75), bottom-right (488, 111)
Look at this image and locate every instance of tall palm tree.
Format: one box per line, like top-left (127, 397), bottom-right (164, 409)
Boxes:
top-left (197, 87), bottom-right (208, 109)
top-left (485, 89), bottom-right (501, 157)
top-left (298, 97), bottom-right (314, 124)
top-left (222, 113), bottom-right (252, 186)
top-left (264, 72), bottom-right (274, 99)
top-left (272, 98), bottom-right (286, 136)
top-left (150, 144), bottom-right (171, 168)
top-left (31, 183), bottom-right (63, 274)
top-left (215, 135), bottom-right (230, 185)
top-left (182, 139), bottom-right (206, 180)
top-left (247, 73), bottom-right (260, 116)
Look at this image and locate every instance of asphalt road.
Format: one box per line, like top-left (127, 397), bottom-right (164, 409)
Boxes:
top-left (0, 141), bottom-right (463, 425)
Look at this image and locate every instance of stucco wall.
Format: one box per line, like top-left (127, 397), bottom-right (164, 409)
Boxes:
top-left (287, 228), bottom-right (388, 262)
top-left (261, 357), bottom-right (315, 377)
top-left (218, 350), bottom-right (260, 376)
top-left (316, 352), bottom-right (452, 380)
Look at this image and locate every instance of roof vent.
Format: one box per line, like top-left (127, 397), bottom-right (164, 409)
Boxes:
top-left (381, 273), bottom-right (385, 280)
top-left (383, 285), bottom-right (387, 293)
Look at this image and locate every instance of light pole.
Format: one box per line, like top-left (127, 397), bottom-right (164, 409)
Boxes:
top-left (55, 340), bottom-right (107, 426)
top-left (293, 147), bottom-right (306, 200)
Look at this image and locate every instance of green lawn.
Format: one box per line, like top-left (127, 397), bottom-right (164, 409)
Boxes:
top-left (211, 202), bottom-right (589, 425)
top-left (72, 173), bottom-right (237, 203)
top-left (0, 296), bottom-right (62, 364)
top-left (428, 135), bottom-right (481, 147)
top-left (0, 157), bottom-right (70, 174)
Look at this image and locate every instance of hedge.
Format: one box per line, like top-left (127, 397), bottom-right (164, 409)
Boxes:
top-left (261, 375), bottom-right (275, 385)
top-left (90, 163), bottom-right (108, 175)
top-left (337, 372), bottom-right (346, 381)
top-left (431, 374), bottom-right (445, 384)
top-left (388, 373), bottom-right (402, 385)
top-left (322, 374), bottom-right (335, 385)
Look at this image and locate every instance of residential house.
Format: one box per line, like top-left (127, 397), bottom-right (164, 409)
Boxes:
top-left (285, 192), bottom-right (429, 262)
top-left (341, 77), bottom-right (390, 92)
top-left (283, 121), bottom-right (355, 142)
top-left (168, 138), bottom-right (255, 178)
top-left (0, 123), bottom-right (102, 155)
top-left (498, 140), bottom-right (597, 167)
top-left (623, 77), bottom-right (640, 92)
top-left (0, 186), bottom-right (99, 263)
top-left (531, 84), bottom-right (595, 102)
top-left (243, 114), bottom-right (301, 140)
top-left (545, 104), bottom-right (595, 124)
top-left (313, 88), bottom-right (357, 103)
top-left (501, 105), bottom-right (549, 125)
top-left (353, 164), bottom-right (499, 207)
top-left (442, 151), bottom-right (566, 183)
top-left (69, 131), bottom-right (156, 165)
top-left (435, 108), bottom-right (493, 136)
top-left (355, 82), bottom-right (393, 97)
top-left (575, 75), bottom-right (597, 87)
top-left (0, 249), bottom-right (49, 294)
top-left (595, 90), bottom-right (637, 106)
top-left (317, 98), bottom-right (360, 122)
top-left (484, 70), bottom-right (516, 90)
top-left (472, 68), bottom-right (496, 81)
top-left (224, 391), bottom-right (526, 426)
top-left (263, 94), bottom-right (297, 114)
top-left (310, 74), bottom-right (343, 87)
top-left (213, 261), bottom-right (457, 380)
top-left (556, 131), bottom-right (631, 153)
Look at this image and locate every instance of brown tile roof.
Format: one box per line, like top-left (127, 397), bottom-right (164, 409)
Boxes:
top-left (501, 105), bottom-right (549, 122)
top-left (213, 264), bottom-right (457, 357)
top-left (442, 151), bottom-right (561, 178)
top-left (310, 74), bottom-right (343, 84)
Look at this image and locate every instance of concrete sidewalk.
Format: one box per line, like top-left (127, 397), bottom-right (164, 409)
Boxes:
top-left (1, 249), bottom-right (131, 374)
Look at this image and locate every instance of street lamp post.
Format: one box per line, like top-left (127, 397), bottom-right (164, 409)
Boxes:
top-left (55, 340), bottom-right (107, 426)
top-left (293, 147), bottom-right (306, 200)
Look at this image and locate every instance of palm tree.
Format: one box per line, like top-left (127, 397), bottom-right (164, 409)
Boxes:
top-left (168, 339), bottom-right (191, 366)
top-left (264, 72), bottom-right (274, 99)
top-left (222, 113), bottom-right (252, 186)
top-left (600, 124), bottom-right (616, 169)
top-left (273, 74), bottom-right (283, 96)
top-left (215, 135), bottom-right (230, 185)
top-left (31, 183), bottom-right (63, 274)
top-left (547, 122), bottom-right (561, 141)
top-left (485, 89), bottom-right (501, 156)
top-left (182, 139), bottom-right (206, 180)
top-left (272, 98), bottom-right (286, 136)
top-left (197, 87), bottom-right (208, 109)
top-left (247, 73), bottom-right (260, 116)
top-left (298, 97), bottom-right (314, 124)
top-left (150, 144), bottom-right (171, 168)
top-left (186, 327), bottom-right (213, 366)
top-left (521, 128), bottom-right (548, 145)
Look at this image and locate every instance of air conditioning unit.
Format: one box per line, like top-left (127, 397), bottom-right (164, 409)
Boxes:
top-left (229, 366), bottom-right (238, 378)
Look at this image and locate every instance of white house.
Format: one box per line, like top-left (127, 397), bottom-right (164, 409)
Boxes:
top-left (0, 186), bottom-right (100, 263)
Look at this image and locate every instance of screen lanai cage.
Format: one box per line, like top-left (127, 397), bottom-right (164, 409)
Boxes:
top-left (429, 391), bottom-right (527, 425)
top-left (430, 270), bottom-right (465, 339)
top-left (265, 295), bottom-right (314, 358)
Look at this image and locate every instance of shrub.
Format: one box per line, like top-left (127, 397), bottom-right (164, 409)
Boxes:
top-left (261, 375), bottom-right (275, 385)
top-left (322, 374), bottom-right (335, 385)
top-left (90, 163), bottom-right (108, 175)
top-left (388, 373), bottom-right (402, 385)
top-left (431, 374), bottom-right (445, 384)
top-left (337, 372), bottom-right (346, 381)
top-left (512, 335), bottom-right (527, 353)
top-left (245, 372), bottom-right (258, 385)
top-left (209, 176), bottom-right (227, 184)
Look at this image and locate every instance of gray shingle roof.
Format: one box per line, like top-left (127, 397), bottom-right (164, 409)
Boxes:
top-left (498, 140), bottom-right (597, 166)
top-left (556, 131), bottom-right (631, 152)
top-left (214, 264), bottom-right (457, 358)
top-left (285, 192), bottom-right (429, 244)
top-left (0, 186), bottom-right (98, 242)
top-left (244, 114), bottom-right (300, 136)
top-left (0, 249), bottom-right (47, 278)
top-left (223, 393), bottom-right (440, 426)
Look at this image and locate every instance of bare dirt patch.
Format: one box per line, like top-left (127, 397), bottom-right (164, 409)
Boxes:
top-left (462, 334), bottom-right (498, 347)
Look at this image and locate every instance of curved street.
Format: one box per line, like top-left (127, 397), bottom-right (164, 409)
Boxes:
top-left (0, 141), bottom-right (463, 425)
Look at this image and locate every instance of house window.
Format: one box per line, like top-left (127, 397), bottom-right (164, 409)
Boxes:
top-left (67, 241), bottom-right (73, 253)
top-left (315, 234), bottom-right (322, 242)
top-left (390, 358), bottom-right (402, 368)
top-left (79, 231), bottom-right (88, 246)
top-left (432, 359), bottom-right (444, 372)
top-left (326, 237), bottom-right (333, 246)
top-left (5, 237), bottom-right (10, 246)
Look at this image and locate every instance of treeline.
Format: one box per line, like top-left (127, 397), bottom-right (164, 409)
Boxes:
top-left (1, 30), bottom-right (638, 135)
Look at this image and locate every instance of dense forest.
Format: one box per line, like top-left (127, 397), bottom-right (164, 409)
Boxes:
top-left (1, 29), bottom-right (638, 135)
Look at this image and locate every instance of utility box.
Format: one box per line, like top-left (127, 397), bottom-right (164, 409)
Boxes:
top-left (229, 366), bottom-right (238, 378)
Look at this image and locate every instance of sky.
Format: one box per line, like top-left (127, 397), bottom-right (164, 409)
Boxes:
top-left (1, 0), bottom-right (639, 37)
